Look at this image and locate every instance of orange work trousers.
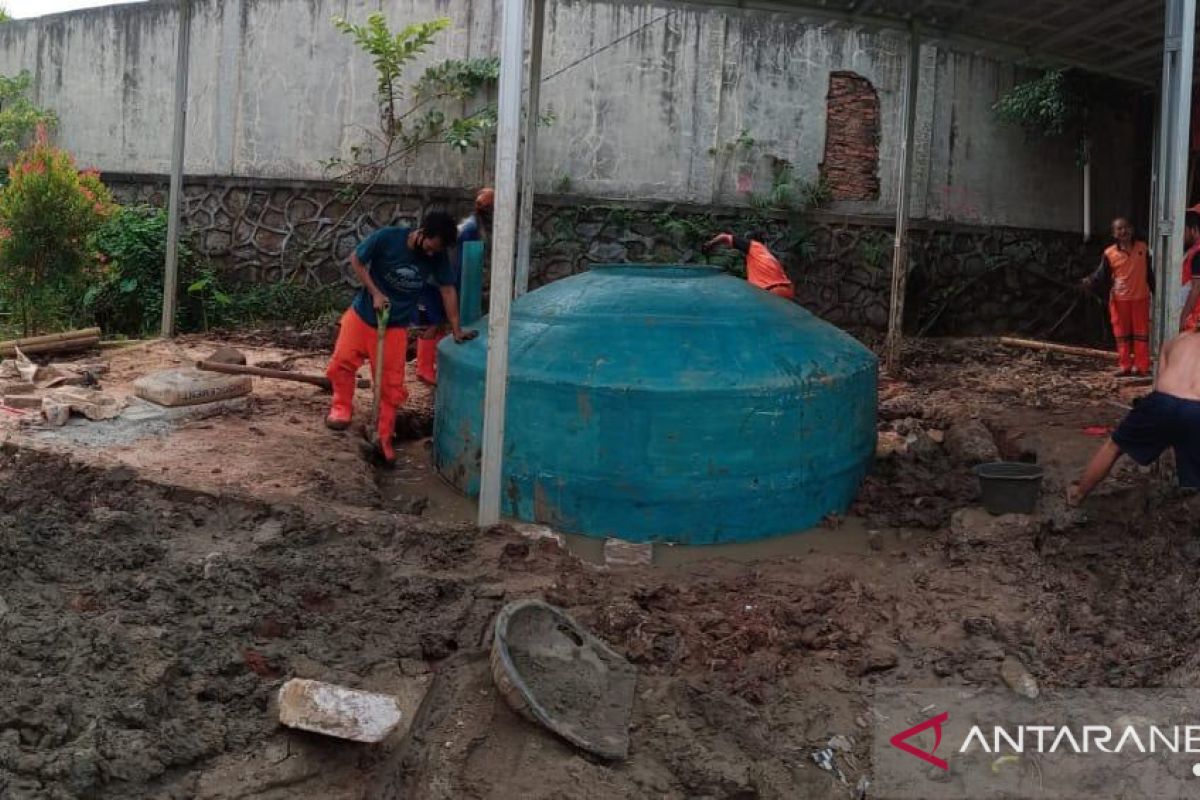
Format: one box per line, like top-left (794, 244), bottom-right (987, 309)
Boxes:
top-left (1109, 297), bottom-right (1151, 374)
top-left (416, 331), bottom-right (447, 385)
top-left (325, 309), bottom-right (409, 456)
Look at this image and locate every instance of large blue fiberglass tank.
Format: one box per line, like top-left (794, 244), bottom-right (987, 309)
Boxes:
top-left (434, 264), bottom-right (877, 544)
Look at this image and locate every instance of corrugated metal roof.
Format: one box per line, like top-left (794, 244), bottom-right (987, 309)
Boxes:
top-left (689, 0), bottom-right (1167, 85)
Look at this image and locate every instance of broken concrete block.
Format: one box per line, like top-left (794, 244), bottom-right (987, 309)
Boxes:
top-left (1000, 656), bottom-right (1039, 699)
top-left (3, 394), bottom-right (42, 410)
top-left (277, 678), bottom-right (406, 744)
top-left (133, 368), bottom-right (252, 408)
top-left (944, 419), bottom-right (1000, 465)
top-left (43, 387), bottom-right (123, 421)
top-left (41, 398), bottom-right (70, 427)
top-left (604, 538), bottom-right (653, 567)
top-left (207, 346), bottom-right (247, 365)
top-left (515, 523), bottom-right (564, 549)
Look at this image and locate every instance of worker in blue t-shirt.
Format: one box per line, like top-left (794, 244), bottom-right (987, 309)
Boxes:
top-left (414, 187), bottom-right (493, 385)
top-left (324, 211), bottom-right (478, 466)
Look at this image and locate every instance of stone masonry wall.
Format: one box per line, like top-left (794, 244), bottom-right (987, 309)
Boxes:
top-left (106, 175), bottom-right (1110, 346)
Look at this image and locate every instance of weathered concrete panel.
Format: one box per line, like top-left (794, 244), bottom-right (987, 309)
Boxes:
top-left (0, 0), bottom-right (1139, 233)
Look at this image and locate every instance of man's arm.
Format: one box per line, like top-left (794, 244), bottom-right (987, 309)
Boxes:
top-left (1082, 254), bottom-right (1111, 293)
top-left (350, 252), bottom-right (388, 311)
top-left (701, 232), bottom-right (734, 254)
top-left (1181, 280), bottom-right (1200, 332)
top-left (439, 285), bottom-right (477, 343)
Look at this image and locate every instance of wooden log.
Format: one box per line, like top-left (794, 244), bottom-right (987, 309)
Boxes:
top-left (98, 339), bottom-right (157, 350)
top-left (2, 336), bottom-right (101, 358)
top-left (997, 336), bottom-right (1117, 361)
top-left (0, 328), bottom-right (100, 352)
top-left (196, 360), bottom-right (371, 390)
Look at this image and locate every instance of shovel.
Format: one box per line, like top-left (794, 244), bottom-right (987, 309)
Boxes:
top-left (360, 301), bottom-right (392, 466)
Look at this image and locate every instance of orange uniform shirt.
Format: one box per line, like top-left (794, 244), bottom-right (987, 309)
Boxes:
top-left (744, 241), bottom-right (792, 291)
top-left (1103, 242), bottom-right (1151, 302)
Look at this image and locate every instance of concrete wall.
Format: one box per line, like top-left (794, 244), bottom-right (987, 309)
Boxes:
top-left (0, 0), bottom-right (1142, 233)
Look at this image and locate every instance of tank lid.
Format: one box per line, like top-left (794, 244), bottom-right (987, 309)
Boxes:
top-left (591, 264), bottom-right (724, 278)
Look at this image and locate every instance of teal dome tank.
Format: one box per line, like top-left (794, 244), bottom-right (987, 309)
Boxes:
top-left (434, 265), bottom-right (877, 544)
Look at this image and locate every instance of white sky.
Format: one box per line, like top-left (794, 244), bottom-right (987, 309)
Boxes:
top-left (6, 0), bottom-right (147, 18)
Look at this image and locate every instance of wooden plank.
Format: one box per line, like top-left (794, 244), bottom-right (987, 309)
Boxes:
top-left (998, 336), bottom-right (1118, 360)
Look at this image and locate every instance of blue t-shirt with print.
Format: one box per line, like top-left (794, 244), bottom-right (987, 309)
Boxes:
top-left (351, 227), bottom-right (454, 328)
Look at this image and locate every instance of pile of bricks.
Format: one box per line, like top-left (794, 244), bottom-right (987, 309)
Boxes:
top-left (820, 71), bottom-right (882, 202)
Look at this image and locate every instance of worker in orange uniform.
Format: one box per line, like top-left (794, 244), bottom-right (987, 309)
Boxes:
top-left (702, 232), bottom-right (795, 299)
top-left (414, 188), bottom-right (493, 385)
top-left (1178, 209), bottom-right (1200, 332)
top-left (324, 211), bottom-right (477, 467)
top-left (1082, 217), bottom-right (1154, 377)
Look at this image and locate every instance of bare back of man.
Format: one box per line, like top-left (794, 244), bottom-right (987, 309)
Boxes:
top-left (1069, 328), bottom-right (1200, 505)
top-left (1154, 329), bottom-right (1200, 400)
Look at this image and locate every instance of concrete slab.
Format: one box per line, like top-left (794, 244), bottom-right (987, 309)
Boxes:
top-left (278, 679), bottom-right (409, 744)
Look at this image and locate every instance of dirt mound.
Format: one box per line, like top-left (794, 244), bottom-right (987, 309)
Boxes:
top-left (0, 448), bottom-right (491, 799)
top-left (4, 436), bottom-right (1200, 799)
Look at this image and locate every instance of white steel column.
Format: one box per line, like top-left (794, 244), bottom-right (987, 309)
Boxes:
top-left (884, 26), bottom-right (921, 373)
top-left (478, 0), bottom-right (530, 527)
top-left (514, 0), bottom-right (546, 297)
top-left (1154, 0), bottom-right (1196, 348)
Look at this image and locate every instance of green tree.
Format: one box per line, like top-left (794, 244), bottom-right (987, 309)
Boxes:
top-left (326, 15), bottom-right (503, 191)
top-left (0, 6), bottom-right (11, 23)
top-left (993, 69), bottom-right (1097, 165)
top-left (0, 71), bottom-right (56, 165)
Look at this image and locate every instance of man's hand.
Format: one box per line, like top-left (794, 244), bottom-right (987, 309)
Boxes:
top-left (372, 291), bottom-right (389, 312)
top-left (701, 233), bottom-right (733, 255)
top-left (452, 328), bottom-right (479, 344)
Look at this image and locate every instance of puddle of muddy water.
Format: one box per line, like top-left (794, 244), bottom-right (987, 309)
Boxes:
top-left (560, 515), bottom-right (927, 567)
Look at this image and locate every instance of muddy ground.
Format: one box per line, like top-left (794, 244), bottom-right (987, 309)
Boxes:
top-left (2, 337), bottom-right (1198, 799)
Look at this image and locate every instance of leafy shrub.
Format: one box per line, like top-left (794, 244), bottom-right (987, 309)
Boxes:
top-left (0, 130), bottom-right (114, 334)
top-left (87, 204), bottom-right (201, 335)
top-left (88, 205), bottom-right (347, 335)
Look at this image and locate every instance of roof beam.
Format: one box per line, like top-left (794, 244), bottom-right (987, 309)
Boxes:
top-left (1031, 0), bottom-right (1147, 50)
top-left (698, 0), bottom-right (1156, 85)
top-left (1108, 30), bottom-right (1172, 70)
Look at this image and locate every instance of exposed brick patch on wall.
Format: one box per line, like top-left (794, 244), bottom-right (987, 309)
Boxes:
top-left (820, 72), bottom-right (881, 201)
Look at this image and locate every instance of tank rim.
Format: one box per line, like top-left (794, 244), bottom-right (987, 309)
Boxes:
top-left (590, 264), bottom-right (725, 278)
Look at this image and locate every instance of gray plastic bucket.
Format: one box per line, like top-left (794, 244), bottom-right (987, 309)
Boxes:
top-left (975, 462), bottom-right (1044, 515)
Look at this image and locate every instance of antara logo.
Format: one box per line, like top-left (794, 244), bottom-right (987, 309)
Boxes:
top-left (890, 712), bottom-right (950, 771)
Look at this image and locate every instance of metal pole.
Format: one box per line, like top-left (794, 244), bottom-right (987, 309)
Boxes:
top-left (1154, 0), bottom-right (1196, 351)
top-left (1149, 95), bottom-right (1163, 351)
top-left (160, 0), bottom-right (192, 339)
top-left (1082, 156), bottom-right (1092, 243)
top-left (884, 26), bottom-right (920, 374)
top-left (478, 0), bottom-right (529, 527)
top-left (514, 0), bottom-right (546, 297)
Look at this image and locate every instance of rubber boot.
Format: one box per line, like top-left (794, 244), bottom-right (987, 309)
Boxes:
top-left (416, 333), bottom-right (444, 386)
top-left (325, 405), bottom-right (352, 431)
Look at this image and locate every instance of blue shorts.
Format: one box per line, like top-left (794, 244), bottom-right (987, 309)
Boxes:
top-left (1112, 391), bottom-right (1200, 487)
top-left (412, 284), bottom-right (448, 326)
